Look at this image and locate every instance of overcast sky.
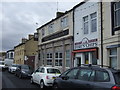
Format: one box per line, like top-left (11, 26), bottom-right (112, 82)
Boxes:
top-left (0, 1), bottom-right (82, 52)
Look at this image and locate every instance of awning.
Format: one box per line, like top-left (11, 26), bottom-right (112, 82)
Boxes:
top-left (72, 48), bottom-right (97, 53)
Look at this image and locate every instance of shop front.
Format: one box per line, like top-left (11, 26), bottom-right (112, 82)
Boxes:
top-left (73, 37), bottom-right (99, 67)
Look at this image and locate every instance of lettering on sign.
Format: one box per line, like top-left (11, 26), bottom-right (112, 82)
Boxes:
top-left (75, 37), bottom-right (98, 49)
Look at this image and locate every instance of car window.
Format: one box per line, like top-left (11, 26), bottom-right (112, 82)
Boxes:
top-left (114, 72), bottom-right (120, 84)
top-left (77, 69), bottom-right (92, 81)
top-left (21, 65), bottom-right (29, 69)
top-left (89, 71), bottom-right (95, 81)
top-left (66, 68), bottom-right (79, 79)
top-left (95, 71), bottom-right (110, 82)
top-left (39, 68), bottom-right (45, 73)
top-left (60, 69), bottom-right (70, 77)
top-left (47, 68), bottom-right (61, 74)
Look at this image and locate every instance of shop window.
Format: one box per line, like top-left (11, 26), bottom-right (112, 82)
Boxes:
top-left (109, 48), bottom-right (117, 69)
top-left (90, 12), bottom-right (97, 32)
top-left (55, 52), bottom-right (62, 66)
top-left (66, 50), bottom-right (70, 67)
top-left (83, 16), bottom-right (89, 34)
top-left (85, 52), bottom-right (89, 64)
top-left (92, 52), bottom-right (97, 65)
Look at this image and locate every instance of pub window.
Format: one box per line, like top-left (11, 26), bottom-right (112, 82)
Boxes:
top-left (61, 16), bottom-right (68, 28)
top-left (55, 52), bottom-right (62, 66)
top-left (48, 23), bottom-right (54, 34)
top-left (46, 53), bottom-right (52, 65)
top-left (66, 50), bottom-right (70, 67)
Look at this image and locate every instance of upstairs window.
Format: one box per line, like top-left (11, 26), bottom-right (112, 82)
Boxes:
top-left (111, 2), bottom-right (120, 34)
top-left (83, 16), bottom-right (89, 34)
top-left (48, 23), bottom-right (54, 34)
top-left (41, 28), bottom-right (45, 36)
top-left (90, 12), bottom-right (97, 32)
top-left (61, 16), bottom-right (68, 28)
top-left (114, 2), bottom-right (120, 28)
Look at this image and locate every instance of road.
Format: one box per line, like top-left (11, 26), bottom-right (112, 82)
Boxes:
top-left (2, 70), bottom-right (40, 89)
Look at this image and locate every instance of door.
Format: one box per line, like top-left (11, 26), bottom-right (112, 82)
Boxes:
top-left (59, 68), bottom-right (79, 88)
top-left (77, 57), bottom-right (81, 66)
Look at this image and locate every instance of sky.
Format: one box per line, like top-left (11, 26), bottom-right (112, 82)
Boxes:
top-left (0, 0), bottom-right (82, 52)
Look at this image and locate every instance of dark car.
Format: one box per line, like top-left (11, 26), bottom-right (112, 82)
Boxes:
top-left (53, 64), bottom-right (120, 90)
top-left (15, 64), bottom-right (33, 79)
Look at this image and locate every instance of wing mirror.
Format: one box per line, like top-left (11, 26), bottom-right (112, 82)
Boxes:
top-left (61, 76), bottom-right (69, 80)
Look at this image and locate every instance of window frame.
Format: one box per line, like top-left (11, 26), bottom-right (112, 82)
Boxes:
top-left (55, 52), bottom-right (63, 66)
top-left (46, 53), bottom-right (52, 65)
top-left (61, 16), bottom-right (68, 28)
top-left (83, 15), bottom-right (89, 34)
top-left (111, 2), bottom-right (120, 35)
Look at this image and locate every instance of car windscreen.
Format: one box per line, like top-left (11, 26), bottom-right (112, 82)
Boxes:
top-left (22, 65), bottom-right (29, 69)
top-left (47, 68), bottom-right (61, 74)
top-left (0, 62), bottom-right (4, 65)
top-left (114, 72), bottom-right (120, 85)
top-left (12, 65), bottom-right (17, 67)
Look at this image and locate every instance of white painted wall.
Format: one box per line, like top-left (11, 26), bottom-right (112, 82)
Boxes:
top-left (74, 1), bottom-right (99, 50)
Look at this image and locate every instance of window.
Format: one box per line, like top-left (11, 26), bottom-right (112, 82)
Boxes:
top-left (47, 69), bottom-right (61, 74)
top-left (61, 16), bottom-right (68, 28)
top-left (66, 68), bottom-right (79, 79)
top-left (41, 28), bottom-right (45, 36)
top-left (83, 16), bottom-right (89, 34)
top-left (66, 50), bottom-right (70, 67)
top-left (111, 2), bottom-right (120, 34)
top-left (90, 12), bottom-right (97, 32)
top-left (48, 23), bottom-right (54, 34)
top-left (46, 53), bottom-right (52, 65)
top-left (109, 48), bottom-right (117, 69)
top-left (114, 2), bottom-right (120, 28)
top-left (95, 71), bottom-right (110, 82)
top-left (77, 69), bottom-right (92, 81)
top-left (55, 52), bottom-right (63, 66)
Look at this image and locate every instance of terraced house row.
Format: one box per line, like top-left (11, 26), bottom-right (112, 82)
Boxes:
top-left (14, 0), bottom-right (120, 72)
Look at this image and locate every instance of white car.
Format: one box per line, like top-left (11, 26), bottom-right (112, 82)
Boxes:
top-left (31, 66), bottom-right (61, 88)
top-left (8, 64), bottom-right (18, 73)
top-left (0, 61), bottom-right (5, 70)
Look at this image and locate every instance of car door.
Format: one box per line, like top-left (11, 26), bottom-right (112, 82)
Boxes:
top-left (32, 68), bottom-right (40, 83)
top-left (58, 68), bottom-right (79, 88)
top-left (73, 69), bottom-right (93, 89)
top-left (36, 68), bottom-right (45, 84)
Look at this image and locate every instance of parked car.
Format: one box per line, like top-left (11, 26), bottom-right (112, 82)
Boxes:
top-left (8, 64), bottom-right (19, 73)
top-left (53, 64), bottom-right (120, 90)
top-left (15, 64), bottom-right (33, 79)
top-left (31, 66), bottom-right (61, 89)
top-left (0, 61), bottom-right (7, 71)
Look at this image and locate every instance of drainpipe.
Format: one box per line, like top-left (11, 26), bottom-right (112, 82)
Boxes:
top-left (100, 1), bottom-right (103, 67)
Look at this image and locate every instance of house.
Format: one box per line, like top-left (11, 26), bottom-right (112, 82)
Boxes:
top-left (37, 11), bottom-right (74, 72)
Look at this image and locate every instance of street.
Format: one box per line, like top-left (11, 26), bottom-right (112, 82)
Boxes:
top-left (1, 70), bottom-right (40, 89)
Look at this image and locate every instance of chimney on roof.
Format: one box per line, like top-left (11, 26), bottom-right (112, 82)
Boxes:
top-left (22, 38), bottom-right (27, 43)
top-left (28, 34), bottom-right (34, 40)
top-left (56, 12), bottom-right (64, 18)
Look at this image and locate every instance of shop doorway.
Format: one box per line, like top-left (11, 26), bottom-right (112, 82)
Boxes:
top-left (77, 57), bottom-right (81, 66)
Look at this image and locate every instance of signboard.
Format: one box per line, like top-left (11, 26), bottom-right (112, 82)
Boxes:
top-left (75, 37), bottom-right (98, 50)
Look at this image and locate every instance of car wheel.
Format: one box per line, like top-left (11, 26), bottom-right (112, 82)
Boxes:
top-left (30, 77), bottom-right (34, 84)
top-left (40, 80), bottom-right (45, 89)
top-left (19, 74), bottom-right (22, 79)
top-left (53, 84), bottom-right (59, 90)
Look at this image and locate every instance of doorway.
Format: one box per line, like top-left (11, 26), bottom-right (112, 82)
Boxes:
top-left (77, 57), bottom-right (81, 66)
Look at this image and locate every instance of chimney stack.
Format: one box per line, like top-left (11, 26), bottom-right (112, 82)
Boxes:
top-left (22, 38), bottom-right (27, 43)
top-left (28, 34), bottom-right (34, 40)
top-left (56, 12), bottom-right (64, 18)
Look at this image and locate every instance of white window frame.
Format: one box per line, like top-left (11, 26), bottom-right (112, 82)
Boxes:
top-left (55, 52), bottom-right (63, 66)
top-left (90, 12), bottom-right (97, 33)
top-left (109, 48), bottom-right (117, 69)
top-left (61, 16), bottom-right (68, 28)
top-left (41, 28), bottom-right (45, 36)
top-left (46, 53), bottom-right (52, 65)
top-left (48, 23), bottom-right (54, 34)
top-left (83, 15), bottom-right (89, 34)
top-left (65, 50), bottom-right (70, 67)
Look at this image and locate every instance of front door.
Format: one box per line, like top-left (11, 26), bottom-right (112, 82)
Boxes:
top-left (77, 57), bottom-right (81, 66)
